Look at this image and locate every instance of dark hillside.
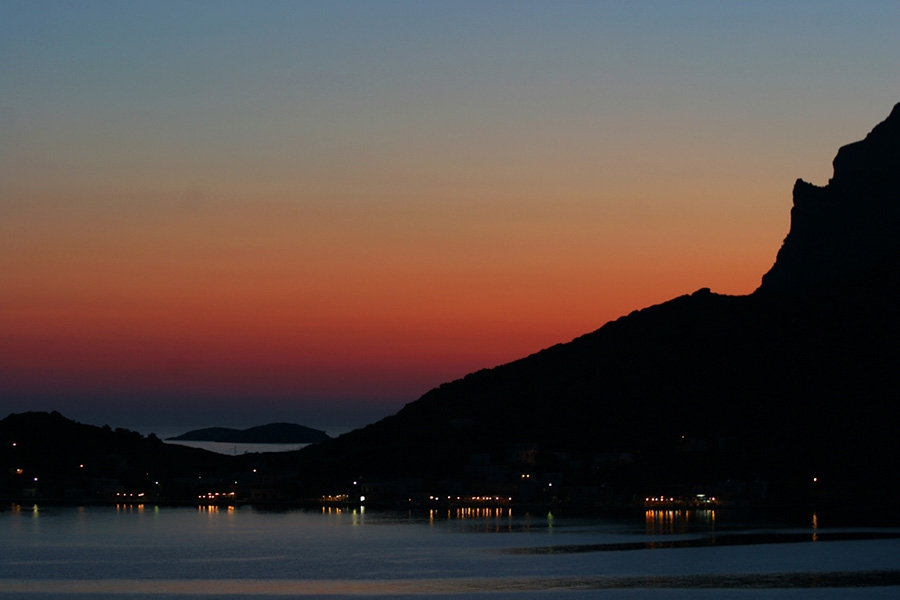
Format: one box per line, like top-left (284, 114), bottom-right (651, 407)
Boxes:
top-left (296, 104), bottom-right (900, 506)
top-left (1, 411), bottom-right (235, 502)
top-left (5, 105), bottom-right (899, 509)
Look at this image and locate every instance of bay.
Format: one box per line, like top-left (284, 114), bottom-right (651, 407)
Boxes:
top-left (163, 440), bottom-right (310, 455)
top-left (1, 504), bottom-right (899, 599)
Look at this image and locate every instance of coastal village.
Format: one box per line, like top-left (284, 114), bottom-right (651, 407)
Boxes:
top-left (4, 412), bottom-right (772, 511)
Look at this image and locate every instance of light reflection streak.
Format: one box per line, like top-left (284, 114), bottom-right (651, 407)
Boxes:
top-left (645, 509), bottom-right (716, 536)
top-left (812, 512), bottom-right (818, 542)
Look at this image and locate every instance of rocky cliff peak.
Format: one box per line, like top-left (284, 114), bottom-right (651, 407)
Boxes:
top-left (758, 103), bottom-right (900, 293)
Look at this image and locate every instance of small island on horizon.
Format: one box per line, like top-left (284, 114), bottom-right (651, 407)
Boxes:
top-left (168, 423), bottom-right (330, 445)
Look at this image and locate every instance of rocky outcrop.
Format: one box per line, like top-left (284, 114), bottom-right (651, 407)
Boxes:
top-left (758, 103), bottom-right (900, 293)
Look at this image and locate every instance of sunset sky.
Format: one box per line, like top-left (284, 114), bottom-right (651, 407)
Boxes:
top-left (2, 1), bottom-right (899, 432)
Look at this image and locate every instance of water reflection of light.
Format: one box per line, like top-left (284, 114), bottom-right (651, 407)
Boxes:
top-left (812, 512), bottom-right (818, 542)
top-left (445, 495), bottom-right (512, 506)
top-left (452, 507), bottom-right (513, 520)
top-left (438, 506), bottom-right (515, 533)
top-left (644, 509), bottom-right (716, 535)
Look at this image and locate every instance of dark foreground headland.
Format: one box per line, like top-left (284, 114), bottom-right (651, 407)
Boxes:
top-left (3, 104), bottom-right (900, 511)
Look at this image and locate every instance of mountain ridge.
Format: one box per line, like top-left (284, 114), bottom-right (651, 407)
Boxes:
top-left (4, 104), bottom-right (899, 508)
top-left (292, 103), bottom-right (900, 505)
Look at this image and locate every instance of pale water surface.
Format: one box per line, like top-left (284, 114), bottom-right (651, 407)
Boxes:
top-left (1, 505), bottom-right (898, 599)
top-left (163, 440), bottom-right (309, 455)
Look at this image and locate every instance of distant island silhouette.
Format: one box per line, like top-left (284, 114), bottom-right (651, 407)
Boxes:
top-left (169, 423), bottom-right (330, 444)
top-left (3, 103), bottom-right (899, 509)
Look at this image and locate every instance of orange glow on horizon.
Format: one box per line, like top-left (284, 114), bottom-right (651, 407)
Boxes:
top-left (0, 187), bottom-right (779, 404)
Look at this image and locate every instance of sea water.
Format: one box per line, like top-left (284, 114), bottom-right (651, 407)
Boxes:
top-left (131, 425), bottom-right (357, 456)
top-left (163, 440), bottom-right (310, 455)
top-left (1, 505), bottom-right (898, 599)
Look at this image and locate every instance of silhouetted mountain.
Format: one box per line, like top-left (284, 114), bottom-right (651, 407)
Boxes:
top-left (293, 104), bottom-right (900, 507)
top-left (4, 105), bottom-right (899, 509)
top-left (760, 103), bottom-right (900, 293)
top-left (169, 423), bottom-right (330, 444)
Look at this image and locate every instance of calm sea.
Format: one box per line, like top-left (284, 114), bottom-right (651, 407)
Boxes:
top-left (163, 440), bottom-right (310, 455)
top-left (1, 505), bottom-right (899, 599)
top-left (128, 424), bottom-right (354, 456)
